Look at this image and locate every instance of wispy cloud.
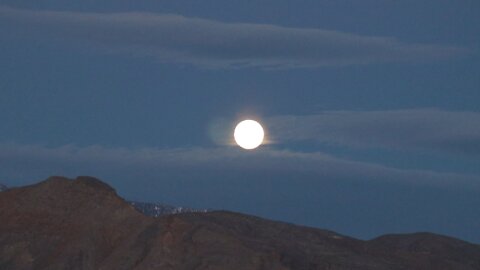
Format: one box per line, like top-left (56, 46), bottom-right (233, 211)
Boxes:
top-left (0, 143), bottom-right (478, 190)
top-left (268, 109), bottom-right (480, 156)
top-left (0, 7), bottom-right (467, 69)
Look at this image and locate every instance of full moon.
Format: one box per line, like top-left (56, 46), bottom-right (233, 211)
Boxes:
top-left (234, 120), bottom-right (265, 150)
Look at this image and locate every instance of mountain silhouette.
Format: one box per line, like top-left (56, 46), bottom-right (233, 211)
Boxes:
top-left (1, 176), bottom-right (479, 270)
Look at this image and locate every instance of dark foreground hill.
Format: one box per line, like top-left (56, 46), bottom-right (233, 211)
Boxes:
top-left (1, 176), bottom-right (479, 270)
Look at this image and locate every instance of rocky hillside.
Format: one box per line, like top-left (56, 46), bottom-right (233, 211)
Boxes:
top-left (1, 176), bottom-right (479, 270)
top-left (0, 181), bottom-right (203, 217)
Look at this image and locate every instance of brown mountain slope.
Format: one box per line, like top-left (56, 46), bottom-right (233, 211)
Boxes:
top-left (0, 176), bottom-right (479, 270)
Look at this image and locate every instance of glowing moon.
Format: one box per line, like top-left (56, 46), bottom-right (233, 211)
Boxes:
top-left (234, 120), bottom-right (264, 150)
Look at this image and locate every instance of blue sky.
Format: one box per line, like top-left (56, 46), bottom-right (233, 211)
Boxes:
top-left (1, 1), bottom-right (479, 243)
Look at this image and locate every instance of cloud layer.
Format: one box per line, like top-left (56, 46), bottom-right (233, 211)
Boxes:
top-left (268, 109), bottom-right (480, 156)
top-left (0, 7), bottom-right (466, 69)
top-left (1, 143), bottom-right (478, 190)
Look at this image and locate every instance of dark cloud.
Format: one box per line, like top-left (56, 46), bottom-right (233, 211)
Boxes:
top-left (0, 143), bottom-right (478, 190)
top-left (268, 109), bottom-right (480, 156)
top-left (0, 7), bottom-right (467, 69)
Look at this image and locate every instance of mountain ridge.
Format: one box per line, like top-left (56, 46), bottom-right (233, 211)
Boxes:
top-left (129, 201), bottom-right (208, 217)
top-left (1, 176), bottom-right (479, 270)
top-left (0, 177), bottom-right (204, 218)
